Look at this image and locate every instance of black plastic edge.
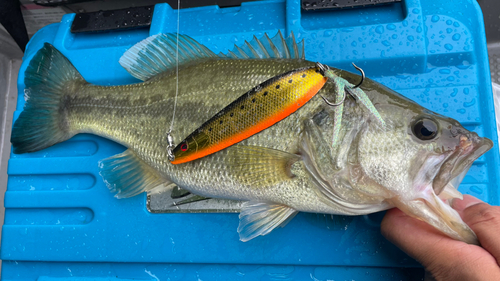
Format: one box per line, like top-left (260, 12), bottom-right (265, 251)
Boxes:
top-left (302, 0), bottom-right (402, 11)
top-left (70, 5), bottom-right (154, 33)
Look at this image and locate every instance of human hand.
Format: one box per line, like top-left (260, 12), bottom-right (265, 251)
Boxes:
top-left (381, 195), bottom-right (500, 281)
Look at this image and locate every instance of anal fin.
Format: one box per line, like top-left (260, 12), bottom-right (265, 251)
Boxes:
top-left (99, 149), bottom-right (169, 198)
top-left (238, 201), bottom-right (298, 242)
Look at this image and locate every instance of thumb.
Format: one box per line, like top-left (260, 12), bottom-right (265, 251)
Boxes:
top-left (453, 195), bottom-right (500, 266)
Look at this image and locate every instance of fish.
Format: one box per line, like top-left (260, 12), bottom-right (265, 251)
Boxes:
top-left (11, 32), bottom-right (493, 243)
top-left (171, 65), bottom-right (327, 164)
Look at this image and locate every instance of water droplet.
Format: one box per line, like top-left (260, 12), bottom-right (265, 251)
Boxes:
top-left (446, 28), bottom-right (453, 34)
top-left (402, 20), bottom-right (408, 27)
top-left (439, 69), bottom-right (451, 74)
top-left (446, 20), bottom-right (453, 25)
top-left (452, 33), bottom-right (461, 41)
top-left (447, 75), bottom-right (455, 81)
top-left (470, 185), bottom-right (483, 194)
top-left (386, 24), bottom-right (396, 30)
top-left (463, 98), bottom-right (475, 107)
top-left (375, 25), bottom-right (384, 34)
top-left (412, 8), bottom-right (420, 14)
top-left (457, 108), bottom-right (466, 114)
top-left (431, 15), bottom-right (440, 23)
top-left (443, 103), bottom-right (448, 108)
top-left (444, 44), bottom-right (453, 50)
top-left (382, 40), bottom-right (390, 47)
top-left (324, 30), bottom-right (333, 37)
top-left (392, 34), bottom-right (398, 39)
top-left (351, 41), bottom-right (357, 47)
top-left (464, 88), bottom-right (470, 95)
top-left (407, 35), bottom-right (415, 41)
top-left (416, 26), bottom-right (423, 33)
top-left (319, 42), bottom-right (325, 48)
top-left (353, 50), bottom-right (359, 55)
top-left (453, 21), bottom-right (460, 27)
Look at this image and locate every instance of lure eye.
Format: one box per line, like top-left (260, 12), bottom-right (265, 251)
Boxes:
top-left (412, 118), bottom-right (438, 141)
top-left (180, 142), bottom-right (188, 151)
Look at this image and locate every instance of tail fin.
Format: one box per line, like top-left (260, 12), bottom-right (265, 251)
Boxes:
top-left (11, 43), bottom-right (86, 153)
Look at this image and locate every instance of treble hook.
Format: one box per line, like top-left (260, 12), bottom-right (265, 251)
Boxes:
top-left (316, 62), bottom-right (328, 74)
top-left (350, 63), bottom-right (365, 89)
top-left (317, 62), bottom-right (347, 107)
top-left (321, 92), bottom-right (345, 106)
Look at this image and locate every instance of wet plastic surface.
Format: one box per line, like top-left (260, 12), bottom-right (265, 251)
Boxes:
top-left (2, 0), bottom-right (500, 280)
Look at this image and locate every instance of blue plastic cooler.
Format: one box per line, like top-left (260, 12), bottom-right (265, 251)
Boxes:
top-left (3, 0), bottom-right (499, 280)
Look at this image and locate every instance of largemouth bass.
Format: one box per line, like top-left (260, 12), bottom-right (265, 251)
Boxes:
top-left (11, 32), bottom-right (493, 243)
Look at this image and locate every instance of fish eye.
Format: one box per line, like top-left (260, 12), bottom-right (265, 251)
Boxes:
top-left (412, 118), bottom-right (438, 141)
top-left (180, 142), bottom-right (188, 151)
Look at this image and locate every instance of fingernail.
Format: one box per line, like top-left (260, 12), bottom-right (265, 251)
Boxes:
top-left (452, 195), bottom-right (484, 212)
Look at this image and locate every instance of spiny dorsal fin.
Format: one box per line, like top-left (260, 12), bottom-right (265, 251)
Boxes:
top-left (119, 33), bottom-right (218, 81)
top-left (220, 31), bottom-right (305, 60)
top-left (238, 201), bottom-right (298, 242)
top-left (99, 149), bottom-right (170, 198)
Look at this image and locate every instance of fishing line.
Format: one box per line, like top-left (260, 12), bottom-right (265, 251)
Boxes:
top-left (167, 0), bottom-right (181, 161)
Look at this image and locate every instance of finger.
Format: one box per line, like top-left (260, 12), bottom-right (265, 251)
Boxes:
top-left (454, 195), bottom-right (500, 265)
top-left (381, 208), bottom-right (458, 268)
top-left (381, 208), bottom-right (500, 280)
top-left (452, 195), bottom-right (483, 213)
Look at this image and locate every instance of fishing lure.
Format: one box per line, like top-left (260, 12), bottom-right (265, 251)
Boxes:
top-left (319, 63), bottom-right (386, 147)
top-left (170, 64), bottom-right (328, 164)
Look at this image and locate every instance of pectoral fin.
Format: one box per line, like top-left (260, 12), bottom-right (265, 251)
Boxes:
top-left (238, 201), bottom-right (298, 242)
top-left (225, 145), bottom-right (300, 187)
top-left (99, 149), bottom-right (170, 198)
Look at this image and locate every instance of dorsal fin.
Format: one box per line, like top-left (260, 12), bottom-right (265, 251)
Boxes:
top-left (220, 31), bottom-right (305, 60)
top-left (119, 33), bottom-right (218, 81)
top-left (119, 32), bottom-right (304, 81)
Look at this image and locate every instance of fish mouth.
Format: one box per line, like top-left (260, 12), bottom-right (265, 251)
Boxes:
top-left (432, 134), bottom-right (493, 195)
top-left (394, 134), bottom-right (493, 244)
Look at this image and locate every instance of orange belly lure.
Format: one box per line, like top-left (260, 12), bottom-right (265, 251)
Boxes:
top-left (170, 65), bottom-right (327, 164)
